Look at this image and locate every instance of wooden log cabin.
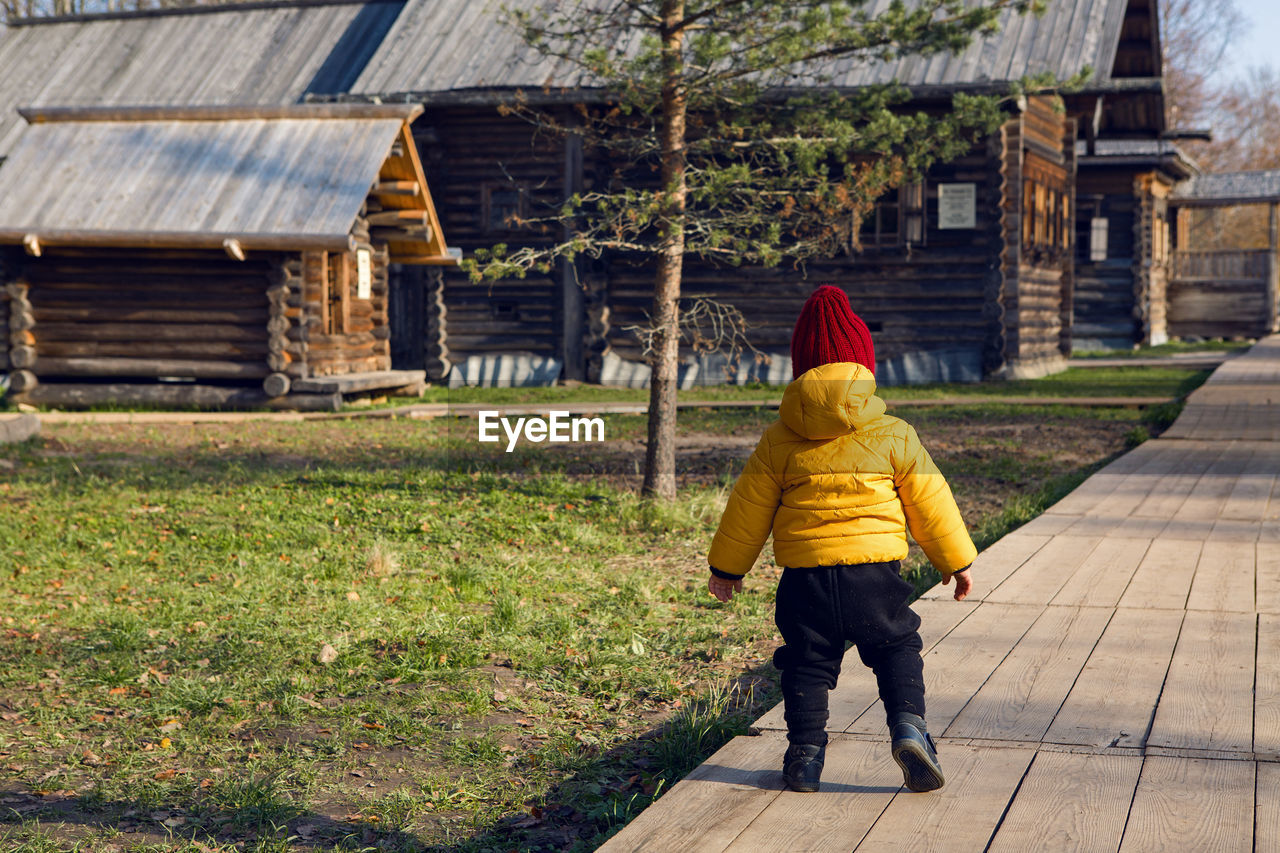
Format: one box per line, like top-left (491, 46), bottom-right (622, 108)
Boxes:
top-left (0, 104), bottom-right (456, 410)
top-left (348, 0), bottom-right (1170, 384)
top-left (0, 0), bottom-right (1182, 389)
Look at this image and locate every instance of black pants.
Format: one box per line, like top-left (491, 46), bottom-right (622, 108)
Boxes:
top-left (773, 561), bottom-right (926, 746)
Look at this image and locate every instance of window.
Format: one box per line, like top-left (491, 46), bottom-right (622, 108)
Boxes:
top-left (857, 182), bottom-right (925, 250)
top-left (1021, 162), bottom-right (1070, 260)
top-left (482, 182), bottom-right (529, 233)
top-left (1090, 217), bottom-right (1109, 262)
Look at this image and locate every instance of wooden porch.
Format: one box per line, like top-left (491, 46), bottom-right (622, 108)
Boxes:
top-left (598, 335), bottom-right (1280, 852)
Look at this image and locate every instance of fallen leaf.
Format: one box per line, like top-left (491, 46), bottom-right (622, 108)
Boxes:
top-left (317, 643), bottom-right (339, 664)
top-left (346, 590), bottom-right (360, 602)
top-left (153, 768), bottom-right (176, 780)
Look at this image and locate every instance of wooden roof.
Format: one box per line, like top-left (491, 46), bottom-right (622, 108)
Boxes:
top-left (1075, 139), bottom-right (1198, 178)
top-left (1172, 170), bottom-right (1280, 206)
top-left (0, 0), bottom-right (405, 157)
top-left (0, 105), bottom-right (455, 263)
top-left (351, 0), bottom-right (1141, 99)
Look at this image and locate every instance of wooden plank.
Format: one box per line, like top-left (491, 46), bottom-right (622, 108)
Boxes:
top-left (1045, 607), bottom-right (1185, 748)
top-left (1007, 513), bottom-right (1076, 538)
top-left (1259, 542), bottom-right (1280, 614)
top-left (1049, 537), bottom-right (1151, 608)
top-left (1257, 761), bottom-right (1280, 853)
top-left (1117, 538), bottom-right (1203, 611)
top-left (1163, 443), bottom-right (1252, 540)
top-left (1117, 756), bottom-right (1254, 853)
top-left (984, 535), bottom-right (1102, 606)
top-left (846, 603), bottom-right (1043, 736)
top-left (722, 737), bottom-right (902, 853)
top-left (1186, 539), bottom-right (1255, 613)
top-left (594, 734), bottom-right (784, 853)
top-left (945, 605), bottom-right (1113, 742)
top-left (1147, 610), bottom-right (1256, 754)
top-left (1256, 613), bottom-right (1280, 755)
top-left (920, 533), bottom-right (1048, 601)
top-left (1130, 441), bottom-right (1225, 519)
top-left (851, 743), bottom-right (1036, 853)
top-left (1221, 468), bottom-right (1277, 521)
top-left (986, 751), bottom-right (1143, 853)
top-left (1085, 443), bottom-right (1193, 523)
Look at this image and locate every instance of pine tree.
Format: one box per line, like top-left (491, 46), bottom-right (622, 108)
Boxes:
top-left (466, 0), bottom-right (1050, 499)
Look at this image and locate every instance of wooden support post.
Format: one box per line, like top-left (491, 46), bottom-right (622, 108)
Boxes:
top-left (1268, 202), bottom-right (1279, 334)
top-left (560, 127), bottom-right (585, 381)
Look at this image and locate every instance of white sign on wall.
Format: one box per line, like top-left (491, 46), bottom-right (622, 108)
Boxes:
top-left (356, 249), bottom-right (372, 299)
top-left (938, 183), bottom-right (977, 229)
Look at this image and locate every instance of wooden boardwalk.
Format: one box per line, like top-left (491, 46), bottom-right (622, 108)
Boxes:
top-left (599, 335), bottom-right (1280, 853)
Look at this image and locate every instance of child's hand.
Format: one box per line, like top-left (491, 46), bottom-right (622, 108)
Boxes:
top-left (708, 574), bottom-right (744, 602)
top-left (943, 568), bottom-right (972, 601)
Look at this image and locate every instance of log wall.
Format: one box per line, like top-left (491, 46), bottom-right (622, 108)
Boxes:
top-left (416, 108), bottom-right (566, 372)
top-left (999, 99), bottom-right (1074, 371)
top-left (420, 100), bottom-right (1074, 383)
top-left (13, 248), bottom-right (277, 384)
top-left (0, 257), bottom-right (9, 372)
top-left (1073, 167), bottom-right (1139, 347)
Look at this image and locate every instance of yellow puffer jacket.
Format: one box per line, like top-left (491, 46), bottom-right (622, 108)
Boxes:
top-left (708, 362), bottom-right (976, 577)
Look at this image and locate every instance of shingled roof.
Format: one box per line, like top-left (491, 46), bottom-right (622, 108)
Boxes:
top-left (351, 0), bottom-right (1145, 100)
top-left (0, 0), bottom-right (404, 155)
top-left (1172, 170), bottom-right (1280, 205)
top-left (0, 104), bottom-right (454, 262)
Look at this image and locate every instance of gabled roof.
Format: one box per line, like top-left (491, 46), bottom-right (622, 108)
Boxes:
top-left (1172, 171), bottom-right (1280, 206)
top-left (0, 0), bottom-right (404, 156)
top-left (0, 104), bottom-right (454, 263)
top-left (352, 0), bottom-right (1140, 100)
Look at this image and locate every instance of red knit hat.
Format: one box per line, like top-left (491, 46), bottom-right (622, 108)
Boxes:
top-left (790, 285), bottom-right (876, 378)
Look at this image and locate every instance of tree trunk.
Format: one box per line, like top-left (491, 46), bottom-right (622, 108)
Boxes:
top-left (641, 0), bottom-right (688, 501)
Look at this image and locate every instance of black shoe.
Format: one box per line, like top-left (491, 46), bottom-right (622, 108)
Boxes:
top-left (782, 743), bottom-right (825, 793)
top-left (889, 712), bottom-right (944, 792)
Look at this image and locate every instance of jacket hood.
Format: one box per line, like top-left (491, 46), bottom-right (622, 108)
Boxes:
top-left (779, 362), bottom-right (885, 439)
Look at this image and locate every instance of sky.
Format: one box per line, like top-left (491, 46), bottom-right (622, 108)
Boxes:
top-left (1210, 0), bottom-right (1280, 84)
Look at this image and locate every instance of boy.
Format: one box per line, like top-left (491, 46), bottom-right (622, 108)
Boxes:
top-left (707, 285), bottom-right (974, 794)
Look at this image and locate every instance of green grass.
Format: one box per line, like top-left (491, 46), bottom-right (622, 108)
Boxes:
top-left (0, 419), bottom-right (779, 851)
top-left (1072, 338), bottom-right (1252, 358)
top-left (0, 364), bottom-right (1211, 851)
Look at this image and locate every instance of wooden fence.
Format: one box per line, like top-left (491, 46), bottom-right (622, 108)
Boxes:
top-left (1169, 248), bottom-right (1276, 339)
